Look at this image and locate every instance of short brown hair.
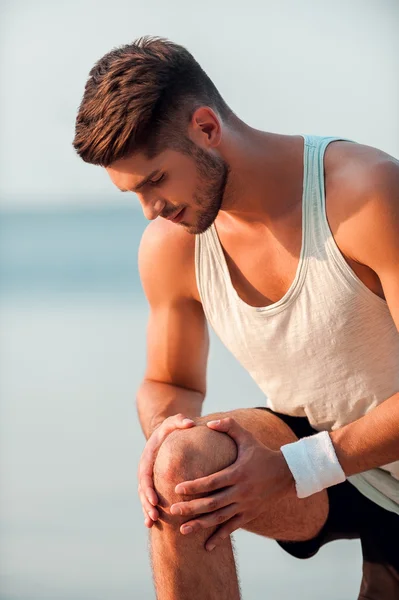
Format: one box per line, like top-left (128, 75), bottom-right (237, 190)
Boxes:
top-left (73, 36), bottom-right (232, 166)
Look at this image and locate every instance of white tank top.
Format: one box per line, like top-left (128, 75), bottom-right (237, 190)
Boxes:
top-left (195, 134), bottom-right (399, 515)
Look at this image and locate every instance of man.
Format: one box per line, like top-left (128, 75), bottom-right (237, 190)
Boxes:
top-left (73, 37), bottom-right (399, 599)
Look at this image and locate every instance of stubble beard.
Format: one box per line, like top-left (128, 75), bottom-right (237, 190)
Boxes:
top-left (180, 146), bottom-right (230, 235)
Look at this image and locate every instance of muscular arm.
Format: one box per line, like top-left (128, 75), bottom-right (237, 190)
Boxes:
top-left (327, 148), bottom-right (399, 476)
top-left (136, 219), bottom-right (209, 439)
top-left (331, 393), bottom-right (399, 476)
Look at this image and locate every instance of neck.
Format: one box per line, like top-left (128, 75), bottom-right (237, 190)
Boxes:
top-left (217, 119), bottom-right (304, 228)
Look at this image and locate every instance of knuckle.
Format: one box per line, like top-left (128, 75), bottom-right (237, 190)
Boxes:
top-left (216, 513), bottom-right (226, 524)
top-left (204, 477), bottom-right (215, 491)
top-left (207, 497), bottom-right (218, 511)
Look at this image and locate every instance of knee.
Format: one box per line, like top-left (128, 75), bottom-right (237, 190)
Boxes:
top-left (154, 424), bottom-right (237, 495)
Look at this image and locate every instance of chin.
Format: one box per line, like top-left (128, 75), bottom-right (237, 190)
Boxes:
top-left (180, 222), bottom-right (199, 235)
top-left (183, 223), bottom-right (212, 236)
top-left (180, 203), bottom-right (220, 235)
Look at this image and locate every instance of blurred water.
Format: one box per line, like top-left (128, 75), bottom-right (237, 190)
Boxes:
top-left (0, 206), bottom-right (145, 295)
top-left (0, 206), bottom-right (362, 599)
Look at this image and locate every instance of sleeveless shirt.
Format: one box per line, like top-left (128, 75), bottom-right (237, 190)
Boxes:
top-left (195, 135), bottom-right (399, 515)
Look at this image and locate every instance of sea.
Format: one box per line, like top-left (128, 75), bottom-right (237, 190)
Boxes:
top-left (0, 204), bottom-right (362, 599)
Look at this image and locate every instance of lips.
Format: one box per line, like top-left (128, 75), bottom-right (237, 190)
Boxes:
top-left (167, 208), bottom-right (185, 223)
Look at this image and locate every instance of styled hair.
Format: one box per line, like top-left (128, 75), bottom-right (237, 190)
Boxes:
top-left (73, 36), bottom-right (232, 166)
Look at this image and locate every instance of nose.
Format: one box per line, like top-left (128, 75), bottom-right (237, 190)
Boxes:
top-left (140, 196), bottom-right (165, 221)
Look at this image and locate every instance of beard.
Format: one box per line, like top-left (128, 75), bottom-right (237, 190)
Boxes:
top-left (181, 145), bottom-right (230, 235)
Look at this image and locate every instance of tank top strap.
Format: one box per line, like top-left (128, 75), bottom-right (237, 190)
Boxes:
top-left (301, 134), bottom-right (354, 264)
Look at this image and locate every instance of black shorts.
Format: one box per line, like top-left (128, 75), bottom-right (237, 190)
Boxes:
top-left (256, 407), bottom-right (399, 600)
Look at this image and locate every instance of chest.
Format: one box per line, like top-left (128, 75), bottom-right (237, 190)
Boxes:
top-left (216, 216), bottom-right (384, 308)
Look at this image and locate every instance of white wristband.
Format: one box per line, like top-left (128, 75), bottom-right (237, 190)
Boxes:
top-left (280, 431), bottom-right (346, 498)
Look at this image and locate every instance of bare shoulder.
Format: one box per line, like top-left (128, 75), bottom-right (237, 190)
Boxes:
top-left (324, 140), bottom-right (399, 262)
top-left (138, 218), bottom-right (199, 303)
top-left (325, 140), bottom-right (399, 206)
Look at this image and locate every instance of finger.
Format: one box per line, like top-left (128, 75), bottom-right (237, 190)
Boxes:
top-left (144, 515), bottom-right (154, 528)
top-left (139, 488), bottom-right (159, 521)
top-left (139, 474), bottom-right (159, 507)
top-left (138, 483), bottom-right (156, 513)
top-left (171, 488), bottom-right (236, 517)
top-left (140, 414), bottom-right (195, 475)
top-left (206, 417), bottom-right (250, 446)
top-left (180, 504), bottom-right (238, 535)
top-left (205, 514), bottom-right (243, 551)
top-left (139, 413), bottom-right (195, 474)
top-left (175, 465), bottom-right (237, 495)
top-left (141, 502), bottom-right (154, 528)
top-left (139, 414), bottom-right (195, 506)
top-left (142, 504), bottom-right (155, 528)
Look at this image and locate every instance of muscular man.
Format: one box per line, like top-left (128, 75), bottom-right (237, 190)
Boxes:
top-left (73, 37), bottom-right (399, 599)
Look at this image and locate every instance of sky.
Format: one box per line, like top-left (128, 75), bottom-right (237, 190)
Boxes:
top-left (0, 0), bottom-right (398, 208)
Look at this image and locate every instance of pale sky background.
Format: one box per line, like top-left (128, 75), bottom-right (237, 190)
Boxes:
top-left (0, 0), bottom-right (398, 208)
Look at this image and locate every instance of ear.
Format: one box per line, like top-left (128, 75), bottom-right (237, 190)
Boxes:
top-left (187, 106), bottom-right (222, 150)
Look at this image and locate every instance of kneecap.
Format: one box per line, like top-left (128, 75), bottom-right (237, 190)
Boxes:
top-left (154, 424), bottom-right (237, 489)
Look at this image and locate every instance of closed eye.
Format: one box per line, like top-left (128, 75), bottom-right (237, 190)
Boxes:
top-left (149, 174), bottom-right (165, 186)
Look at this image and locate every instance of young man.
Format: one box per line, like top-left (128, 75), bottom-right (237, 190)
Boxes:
top-left (73, 37), bottom-right (399, 599)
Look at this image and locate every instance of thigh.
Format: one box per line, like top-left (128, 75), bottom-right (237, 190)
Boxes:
top-left (196, 407), bottom-right (329, 542)
top-left (252, 409), bottom-right (399, 599)
top-left (197, 407), bottom-right (301, 449)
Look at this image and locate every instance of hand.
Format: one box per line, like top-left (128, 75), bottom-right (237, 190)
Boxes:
top-left (138, 413), bottom-right (195, 528)
top-left (170, 417), bottom-right (294, 550)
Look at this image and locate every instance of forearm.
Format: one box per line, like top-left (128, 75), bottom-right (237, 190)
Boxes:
top-left (331, 391), bottom-right (399, 477)
top-left (137, 379), bottom-right (204, 439)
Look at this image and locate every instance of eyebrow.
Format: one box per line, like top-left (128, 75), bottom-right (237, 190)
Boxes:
top-left (119, 169), bottom-right (161, 193)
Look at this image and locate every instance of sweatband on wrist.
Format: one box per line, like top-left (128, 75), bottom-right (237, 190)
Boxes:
top-left (280, 431), bottom-right (346, 498)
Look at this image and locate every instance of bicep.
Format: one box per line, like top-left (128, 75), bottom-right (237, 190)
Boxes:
top-left (138, 219), bottom-right (208, 394)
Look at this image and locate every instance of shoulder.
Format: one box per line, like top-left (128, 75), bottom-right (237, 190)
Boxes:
top-left (138, 218), bottom-right (199, 302)
top-left (324, 140), bottom-right (399, 269)
top-left (325, 140), bottom-right (399, 199)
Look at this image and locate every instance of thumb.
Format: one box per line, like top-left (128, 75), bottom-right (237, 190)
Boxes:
top-left (206, 417), bottom-right (250, 445)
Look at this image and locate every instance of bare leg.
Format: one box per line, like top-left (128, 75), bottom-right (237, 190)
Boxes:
top-left (151, 424), bottom-right (240, 599)
top-left (150, 408), bottom-right (329, 600)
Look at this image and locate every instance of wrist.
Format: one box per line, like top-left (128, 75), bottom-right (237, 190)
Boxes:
top-left (275, 449), bottom-right (296, 491)
top-left (280, 431), bottom-right (346, 498)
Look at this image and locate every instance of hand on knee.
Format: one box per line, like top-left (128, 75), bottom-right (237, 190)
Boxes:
top-left (153, 424), bottom-right (237, 526)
